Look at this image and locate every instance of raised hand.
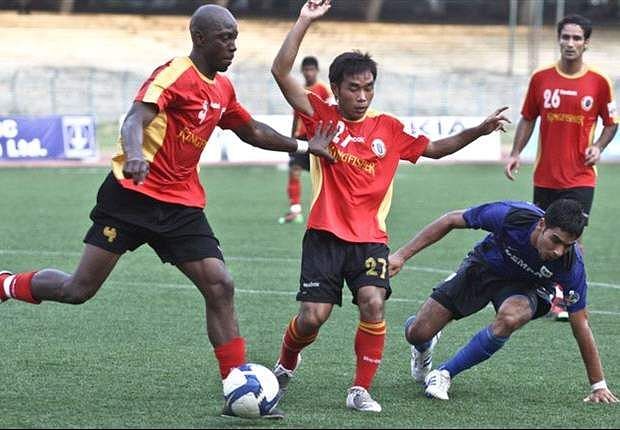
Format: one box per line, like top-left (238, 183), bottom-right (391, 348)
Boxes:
top-left (308, 120), bottom-right (337, 163)
top-left (477, 106), bottom-right (511, 135)
top-left (122, 157), bottom-right (150, 185)
top-left (300, 0), bottom-right (332, 21)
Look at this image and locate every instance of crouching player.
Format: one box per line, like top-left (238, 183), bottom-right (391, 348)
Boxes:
top-left (388, 199), bottom-right (617, 403)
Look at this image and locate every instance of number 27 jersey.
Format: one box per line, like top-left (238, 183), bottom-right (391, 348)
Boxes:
top-left (300, 93), bottom-right (430, 244)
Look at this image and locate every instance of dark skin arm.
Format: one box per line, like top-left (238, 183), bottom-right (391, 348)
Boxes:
top-left (388, 210), bottom-right (468, 277)
top-left (232, 119), bottom-right (336, 162)
top-left (569, 309), bottom-right (618, 403)
top-left (120, 101), bottom-right (158, 185)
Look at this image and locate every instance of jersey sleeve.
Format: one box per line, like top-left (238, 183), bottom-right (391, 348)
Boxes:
top-left (392, 117), bottom-right (430, 163)
top-left (521, 73), bottom-right (540, 121)
top-left (135, 62), bottom-right (182, 111)
top-left (559, 262), bottom-right (588, 314)
top-left (297, 92), bottom-right (333, 137)
top-left (462, 202), bottom-right (511, 234)
top-left (217, 79), bottom-right (252, 130)
top-left (597, 75), bottom-right (619, 126)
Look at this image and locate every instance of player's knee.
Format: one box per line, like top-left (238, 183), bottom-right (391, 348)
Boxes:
top-left (357, 295), bottom-right (385, 321)
top-left (298, 309), bottom-right (328, 331)
top-left (203, 276), bottom-right (235, 307)
top-left (407, 321), bottom-right (433, 345)
top-left (61, 280), bottom-right (97, 304)
top-left (493, 312), bottom-right (527, 336)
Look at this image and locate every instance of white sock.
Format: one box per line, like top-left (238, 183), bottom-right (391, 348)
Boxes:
top-left (3, 275), bottom-right (15, 298)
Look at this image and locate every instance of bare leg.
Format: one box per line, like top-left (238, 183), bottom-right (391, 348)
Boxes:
top-left (31, 244), bottom-right (121, 304)
top-left (177, 257), bottom-right (239, 346)
top-left (406, 297), bottom-right (453, 345)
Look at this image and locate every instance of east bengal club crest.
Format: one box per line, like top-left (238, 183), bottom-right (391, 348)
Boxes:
top-left (371, 138), bottom-right (386, 158)
top-left (581, 96), bottom-right (594, 112)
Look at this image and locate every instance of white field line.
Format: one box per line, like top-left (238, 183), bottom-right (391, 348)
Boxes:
top-left (1, 248), bottom-right (619, 291)
top-left (110, 280), bottom-right (620, 317)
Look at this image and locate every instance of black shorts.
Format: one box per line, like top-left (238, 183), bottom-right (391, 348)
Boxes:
top-left (430, 256), bottom-right (551, 320)
top-left (533, 186), bottom-right (594, 223)
top-left (296, 229), bottom-right (391, 306)
top-left (84, 173), bottom-right (223, 265)
top-left (288, 152), bottom-right (310, 171)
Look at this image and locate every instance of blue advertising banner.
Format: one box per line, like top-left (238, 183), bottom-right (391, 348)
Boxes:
top-left (0, 115), bottom-right (97, 161)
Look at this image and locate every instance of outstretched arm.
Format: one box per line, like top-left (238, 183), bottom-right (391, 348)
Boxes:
top-left (423, 107), bottom-right (510, 159)
top-left (388, 210), bottom-right (468, 277)
top-left (569, 309), bottom-right (618, 403)
top-left (504, 117), bottom-right (536, 180)
top-left (232, 119), bottom-right (336, 162)
top-left (271, 0), bottom-right (331, 116)
top-left (120, 101), bottom-right (158, 185)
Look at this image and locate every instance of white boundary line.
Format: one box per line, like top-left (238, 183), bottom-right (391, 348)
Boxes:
top-left (2, 248), bottom-right (618, 290)
top-left (111, 280), bottom-right (620, 316)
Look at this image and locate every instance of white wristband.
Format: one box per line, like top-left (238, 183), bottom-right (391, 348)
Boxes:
top-left (591, 380), bottom-right (608, 392)
top-left (295, 139), bottom-right (309, 154)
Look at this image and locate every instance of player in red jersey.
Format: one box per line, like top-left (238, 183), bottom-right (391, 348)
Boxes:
top-left (505, 14), bottom-right (618, 320)
top-left (270, 0), bottom-right (510, 412)
top-left (0, 5), bottom-right (335, 418)
top-left (279, 56), bottom-right (333, 224)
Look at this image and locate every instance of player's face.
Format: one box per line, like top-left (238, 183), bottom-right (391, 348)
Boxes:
top-left (332, 71), bottom-right (375, 121)
top-left (535, 224), bottom-right (578, 261)
top-left (559, 24), bottom-right (588, 62)
top-left (302, 65), bottom-right (318, 87)
top-left (203, 21), bottom-right (238, 72)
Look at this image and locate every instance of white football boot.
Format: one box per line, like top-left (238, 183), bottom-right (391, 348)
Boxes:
top-left (346, 386), bottom-right (382, 412)
top-left (273, 354), bottom-right (302, 398)
top-left (411, 331), bottom-right (442, 383)
top-left (424, 369), bottom-right (451, 400)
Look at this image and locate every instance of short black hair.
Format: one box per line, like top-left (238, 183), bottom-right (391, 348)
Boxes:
top-left (544, 199), bottom-right (587, 238)
top-left (557, 14), bottom-right (592, 40)
top-left (301, 56), bottom-right (319, 69)
top-left (328, 51), bottom-right (377, 87)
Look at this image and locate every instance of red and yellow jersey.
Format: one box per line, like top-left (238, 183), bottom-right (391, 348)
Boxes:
top-left (300, 93), bottom-right (430, 244)
top-left (293, 81), bottom-right (331, 139)
top-left (111, 56), bottom-right (252, 208)
top-left (522, 63), bottom-right (618, 189)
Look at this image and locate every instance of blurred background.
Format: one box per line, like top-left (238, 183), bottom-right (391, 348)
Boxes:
top-left (1, 0), bottom-right (619, 159)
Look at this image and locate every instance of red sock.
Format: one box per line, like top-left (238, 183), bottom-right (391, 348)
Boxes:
top-left (353, 320), bottom-right (386, 390)
top-left (279, 315), bottom-right (318, 371)
top-left (214, 337), bottom-right (246, 379)
top-left (1, 271), bottom-right (40, 304)
top-left (287, 176), bottom-right (301, 206)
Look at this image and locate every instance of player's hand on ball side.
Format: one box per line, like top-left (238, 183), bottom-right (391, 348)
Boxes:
top-left (583, 388), bottom-right (619, 404)
top-left (478, 106), bottom-right (511, 135)
top-left (123, 158), bottom-right (150, 185)
top-left (388, 253), bottom-right (406, 278)
top-left (300, 0), bottom-right (331, 21)
top-left (308, 120), bottom-right (337, 163)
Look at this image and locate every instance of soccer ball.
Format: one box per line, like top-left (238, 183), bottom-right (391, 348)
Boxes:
top-left (222, 363), bottom-right (280, 418)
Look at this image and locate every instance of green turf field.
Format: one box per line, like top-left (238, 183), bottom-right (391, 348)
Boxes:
top-left (1, 164), bottom-right (618, 428)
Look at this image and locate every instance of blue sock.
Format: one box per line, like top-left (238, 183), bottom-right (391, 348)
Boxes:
top-left (439, 325), bottom-right (508, 378)
top-left (404, 314), bottom-right (433, 352)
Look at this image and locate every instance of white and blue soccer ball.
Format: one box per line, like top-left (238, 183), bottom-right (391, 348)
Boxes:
top-left (222, 363), bottom-right (280, 418)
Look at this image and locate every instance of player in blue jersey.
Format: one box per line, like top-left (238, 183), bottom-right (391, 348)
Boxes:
top-left (388, 199), bottom-right (617, 403)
